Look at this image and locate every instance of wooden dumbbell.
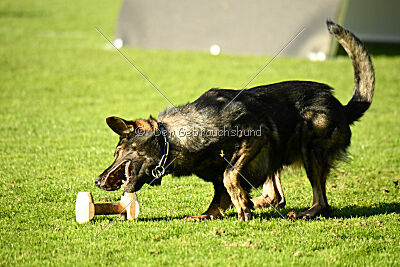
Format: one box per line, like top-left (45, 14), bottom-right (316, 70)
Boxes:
top-left (75, 192), bottom-right (139, 224)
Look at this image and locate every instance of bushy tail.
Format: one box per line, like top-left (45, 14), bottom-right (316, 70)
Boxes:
top-left (327, 20), bottom-right (375, 124)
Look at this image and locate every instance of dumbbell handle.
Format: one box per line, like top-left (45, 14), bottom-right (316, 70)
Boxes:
top-left (94, 203), bottom-right (126, 215)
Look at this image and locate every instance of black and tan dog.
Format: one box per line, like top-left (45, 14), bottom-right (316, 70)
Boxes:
top-left (95, 21), bottom-right (374, 221)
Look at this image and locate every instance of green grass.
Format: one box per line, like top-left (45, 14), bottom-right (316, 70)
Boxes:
top-left (1, 0), bottom-right (400, 266)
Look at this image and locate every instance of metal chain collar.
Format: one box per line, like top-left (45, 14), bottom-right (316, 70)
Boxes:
top-left (151, 122), bottom-right (169, 179)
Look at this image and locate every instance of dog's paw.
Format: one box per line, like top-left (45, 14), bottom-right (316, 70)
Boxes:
top-left (238, 208), bottom-right (252, 221)
top-left (288, 205), bottom-right (330, 220)
top-left (252, 196), bottom-right (270, 209)
top-left (277, 198), bottom-right (286, 208)
top-left (252, 195), bottom-right (286, 209)
top-left (287, 211), bottom-right (313, 221)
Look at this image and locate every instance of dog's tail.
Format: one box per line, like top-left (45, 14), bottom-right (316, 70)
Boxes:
top-left (327, 20), bottom-right (375, 124)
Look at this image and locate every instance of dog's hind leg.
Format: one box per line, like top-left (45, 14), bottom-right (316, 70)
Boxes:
top-left (274, 172), bottom-right (286, 207)
top-left (252, 172), bottom-right (286, 209)
top-left (182, 183), bottom-right (232, 221)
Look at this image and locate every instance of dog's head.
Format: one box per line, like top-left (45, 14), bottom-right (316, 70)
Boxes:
top-left (95, 116), bottom-right (163, 193)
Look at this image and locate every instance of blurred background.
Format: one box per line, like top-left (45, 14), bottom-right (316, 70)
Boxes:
top-left (115, 0), bottom-right (400, 59)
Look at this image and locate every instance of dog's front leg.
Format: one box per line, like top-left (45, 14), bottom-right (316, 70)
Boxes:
top-left (224, 166), bottom-right (253, 221)
top-left (223, 140), bottom-right (262, 221)
top-left (203, 183), bottom-right (232, 218)
top-left (182, 183), bottom-right (232, 221)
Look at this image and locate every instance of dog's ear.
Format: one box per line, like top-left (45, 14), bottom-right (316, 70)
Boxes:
top-left (148, 115), bottom-right (158, 128)
top-left (148, 115), bottom-right (157, 121)
top-left (106, 116), bottom-right (130, 136)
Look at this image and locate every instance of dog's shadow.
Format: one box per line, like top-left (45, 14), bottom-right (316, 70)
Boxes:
top-left (137, 216), bottom-right (183, 222)
top-left (139, 202), bottom-right (400, 221)
top-left (92, 215), bottom-right (183, 224)
top-left (93, 202), bottom-right (400, 223)
top-left (257, 202), bottom-right (400, 220)
top-left (327, 202), bottom-right (400, 219)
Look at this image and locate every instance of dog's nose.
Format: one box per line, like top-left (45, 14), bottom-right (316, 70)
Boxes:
top-left (95, 177), bottom-right (102, 186)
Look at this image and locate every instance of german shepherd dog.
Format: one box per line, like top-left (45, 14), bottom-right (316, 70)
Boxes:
top-left (95, 21), bottom-right (374, 221)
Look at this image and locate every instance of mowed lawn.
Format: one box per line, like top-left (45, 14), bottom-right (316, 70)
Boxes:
top-left (1, 0), bottom-right (399, 266)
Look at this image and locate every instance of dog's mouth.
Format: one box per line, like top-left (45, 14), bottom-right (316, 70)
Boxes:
top-left (96, 159), bottom-right (133, 191)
